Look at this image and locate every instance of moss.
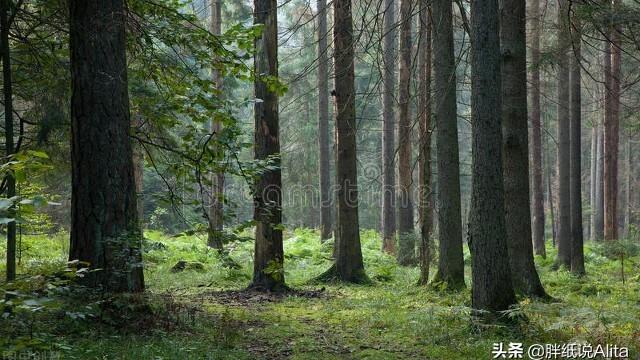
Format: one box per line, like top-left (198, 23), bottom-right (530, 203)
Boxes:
top-left (2, 230), bottom-right (639, 358)
top-left (312, 263), bottom-right (371, 285)
top-left (170, 260), bottom-right (206, 273)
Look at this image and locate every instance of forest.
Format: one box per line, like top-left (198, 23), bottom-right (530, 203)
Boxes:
top-left (0, 0), bottom-right (639, 358)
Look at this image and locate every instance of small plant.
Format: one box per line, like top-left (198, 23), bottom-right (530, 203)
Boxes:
top-left (593, 240), bottom-right (640, 284)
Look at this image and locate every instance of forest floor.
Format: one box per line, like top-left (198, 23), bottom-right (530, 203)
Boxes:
top-left (1, 229), bottom-right (640, 359)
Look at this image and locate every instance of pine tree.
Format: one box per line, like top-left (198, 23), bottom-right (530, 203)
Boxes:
top-left (555, 0), bottom-right (572, 269)
top-left (501, 0), bottom-right (548, 296)
top-left (397, 0), bottom-right (416, 265)
top-left (318, 0), bottom-right (368, 283)
top-left (469, 0), bottom-right (517, 316)
top-left (381, 0), bottom-right (397, 254)
top-left (69, 0), bottom-right (144, 292)
top-left (431, 0), bottom-right (465, 289)
top-left (529, 0), bottom-right (546, 258)
top-left (251, 0), bottom-right (286, 291)
top-left (317, 0), bottom-right (332, 242)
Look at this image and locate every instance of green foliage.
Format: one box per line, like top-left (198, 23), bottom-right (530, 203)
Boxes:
top-left (2, 231), bottom-right (640, 358)
top-left (3, 0), bottom-right (277, 235)
top-left (0, 261), bottom-right (92, 352)
top-left (0, 151), bottom-right (59, 229)
top-left (124, 0), bottom-right (264, 236)
top-left (593, 239), bottom-right (640, 260)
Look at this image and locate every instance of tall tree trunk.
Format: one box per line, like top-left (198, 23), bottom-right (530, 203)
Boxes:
top-left (555, 0), bottom-right (571, 269)
top-left (500, 0), bottom-right (547, 297)
top-left (332, 89), bottom-right (339, 258)
top-left (624, 134), bottom-right (631, 238)
top-left (569, 14), bottom-right (585, 274)
top-left (604, 0), bottom-right (621, 241)
top-left (469, 0), bottom-right (517, 315)
top-left (590, 124), bottom-right (597, 241)
top-left (208, 0), bottom-right (225, 250)
top-left (381, 0), bottom-right (397, 254)
top-left (529, 0), bottom-right (546, 258)
top-left (595, 120), bottom-right (605, 239)
top-left (1, 0), bottom-right (16, 282)
top-left (542, 76), bottom-right (557, 247)
top-left (251, 0), bottom-right (285, 291)
top-left (631, 137), bottom-right (639, 234)
top-left (431, 0), bottom-right (465, 289)
top-left (133, 115), bottom-right (144, 233)
top-left (317, 0), bottom-right (332, 242)
top-left (397, 0), bottom-right (415, 265)
top-left (69, 0), bottom-right (144, 292)
top-left (319, 0), bottom-right (368, 283)
top-left (546, 142), bottom-right (557, 246)
top-left (418, 0), bottom-right (432, 285)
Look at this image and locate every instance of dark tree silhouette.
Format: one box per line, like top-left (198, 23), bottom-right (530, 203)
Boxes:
top-left (469, 0), bottom-right (517, 316)
top-left (250, 0), bottom-right (286, 291)
top-left (69, 0), bottom-right (144, 292)
top-left (431, 0), bottom-right (465, 289)
top-left (501, 0), bottom-right (548, 297)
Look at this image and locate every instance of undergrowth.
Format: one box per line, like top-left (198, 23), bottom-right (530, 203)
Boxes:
top-left (0, 229), bottom-right (638, 359)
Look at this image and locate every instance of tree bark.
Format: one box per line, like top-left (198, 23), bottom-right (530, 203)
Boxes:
top-left (418, 0), bottom-right (432, 285)
top-left (381, 0), bottom-right (397, 254)
top-left (319, 0), bottom-right (368, 283)
top-left (529, 0), bottom-right (546, 258)
top-left (631, 137), bottom-right (639, 234)
top-left (397, 0), bottom-right (415, 265)
top-left (133, 115), bottom-right (144, 233)
top-left (594, 120), bottom-right (605, 239)
top-left (1, 0), bottom-right (16, 282)
top-left (317, 0), bottom-right (332, 242)
top-left (69, 0), bottom-right (144, 292)
top-left (555, 0), bottom-right (571, 269)
top-left (500, 0), bottom-right (547, 297)
top-left (431, 0), bottom-right (465, 289)
top-left (604, 0), bottom-right (621, 241)
top-left (546, 143), bottom-right (557, 246)
top-left (590, 124), bottom-right (597, 241)
top-left (251, 0), bottom-right (286, 291)
top-left (207, 0), bottom-right (225, 250)
top-left (569, 14), bottom-right (585, 274)
top-left (469, 0), bottom-right (517, 315)
top-left (624, 134), bottom-right (631, 237)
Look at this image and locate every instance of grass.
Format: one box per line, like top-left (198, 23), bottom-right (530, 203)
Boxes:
top-left (1, 228), bottom-right (639, 359)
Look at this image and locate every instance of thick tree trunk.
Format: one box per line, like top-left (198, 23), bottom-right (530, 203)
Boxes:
top-left (418, 0), bottom-right (432, 285)
top-left (208, 0), bottom-right (225, 250)
top-left (251, 0), bottom-right (286, 291)
top-left (397, 0), bottom-right (415, 265)
top-left (381, 0), bottom-right (397, 254)
top-left (604, 2), bottom-right (621, 241)
top-left (1, 0), bottom-right (16, 282)
top-left (317, 0), bottom-right (332, 242)
top-left (469, 0), bottom-right (517, 315)
top-left (500, 0), bottom-right (547, 297)
top-left (569, 16), bottom-right (585, 274)
top-left (69, 0), bottom-right (144, 292)
top-left (320, 0), bottom-right (367, 283)
top-left (555, 0), bottom-right (571, 269)
top-left (529, 0), bottom-right (546, 258)
top-left (431, 0), bottom-right (465, 289)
